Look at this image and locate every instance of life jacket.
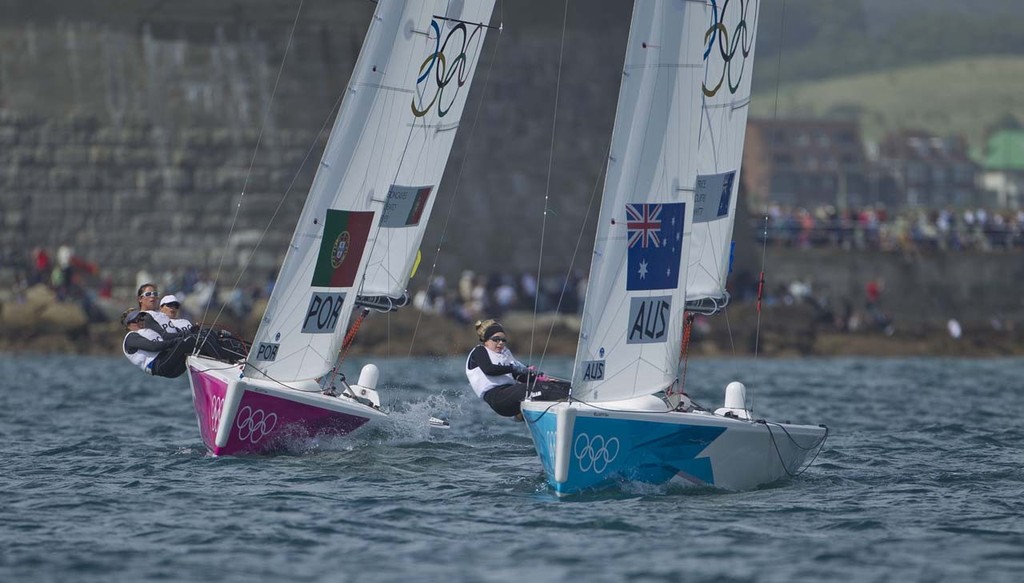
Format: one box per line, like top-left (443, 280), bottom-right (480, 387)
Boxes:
top-left (465, 345), bottom-right (522, 398)
top-left (147, 310), bottom-right (193, 335)
top-left (123, 327), bottom-right (163, 374)
top-left (167, 317), bottom-right (193, 334)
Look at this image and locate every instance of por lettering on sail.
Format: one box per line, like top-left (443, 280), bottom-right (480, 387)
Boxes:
top-left (627, 296), bottom-right (671, 344)
top-left (311, 209), bottom-right (373, 287)
top-left (254, 342), bottom-right (279, 362)
top-left (302, 292), bottom-right (346, 334)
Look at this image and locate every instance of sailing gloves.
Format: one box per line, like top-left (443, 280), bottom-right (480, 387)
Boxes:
top-left (513, 363), bottom-right (542, 378)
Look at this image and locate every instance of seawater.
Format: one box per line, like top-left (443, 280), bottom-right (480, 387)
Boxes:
top-left (1, 354), bottom-right (1022, 582)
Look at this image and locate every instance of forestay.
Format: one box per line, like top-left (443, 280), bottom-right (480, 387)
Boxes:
top-left (570, 0), bottom-right (707, 402)
top-left (245, 0), bottom-right (495, 383)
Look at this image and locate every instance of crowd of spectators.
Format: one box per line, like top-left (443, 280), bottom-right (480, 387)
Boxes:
top-left (131, 267), bottom-right (275, 324)
top-left (411, 270), bottom-right (587, 323)
top-left (8, 244), bottom-right (112, 322)
top-left (5, 204), bottom-right (1023, 329)
top-left (759, 205), bottom-right (1024, 253)
top-left (3, 245), bottom-right (273, 327)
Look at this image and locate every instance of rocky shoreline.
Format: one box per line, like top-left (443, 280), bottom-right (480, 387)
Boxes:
top-left (2, 286), bottom-right (1021, 359)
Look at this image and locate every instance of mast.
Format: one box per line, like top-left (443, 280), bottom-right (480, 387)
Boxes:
top-left (570, 0), bottom-right (707, 402)
top-left (570, 0), bottom-right (762, 402)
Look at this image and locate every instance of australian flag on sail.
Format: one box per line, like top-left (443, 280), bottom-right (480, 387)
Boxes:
top-left (626, 202), bottom-right (685, 291)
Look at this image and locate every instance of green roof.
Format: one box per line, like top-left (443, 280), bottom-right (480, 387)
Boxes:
top-left (985, 130), bottom-right (1024, 171)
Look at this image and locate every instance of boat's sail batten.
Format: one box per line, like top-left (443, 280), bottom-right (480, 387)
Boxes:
top-left (244, 1), bottom-right (495, 383)
top-left (571, 0), bottom-right (706, 402)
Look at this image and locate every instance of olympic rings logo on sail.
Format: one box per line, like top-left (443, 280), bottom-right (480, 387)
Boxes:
top-left (235, 405), bottom-right (278, 444)
top-left (574, 433), bottom-right (620, 473)
top-left (411, 18), bottom-right (485, 118)
top-left (702, 0), bottom-right (757, 97)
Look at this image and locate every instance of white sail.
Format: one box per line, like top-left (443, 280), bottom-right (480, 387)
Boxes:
top-left (360, 3), bottom-right (494, 299)
top-left (686, 0), bottom-right (760, 304)
top-left (570, 0), bottom-right (707, 402)
top-left (245, 0), bottom-right (496, 382)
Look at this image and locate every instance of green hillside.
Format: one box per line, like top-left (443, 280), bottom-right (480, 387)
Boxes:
top-left (752, 0), bottom-right (1024, 88)
top-left (750, 55), bottom-right (1024, 155)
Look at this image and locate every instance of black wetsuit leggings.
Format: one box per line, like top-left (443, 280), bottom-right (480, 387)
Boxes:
top-left (150, 332), bottom-right (245, 378)
top-left (482, 380), bottom-right (570, 417)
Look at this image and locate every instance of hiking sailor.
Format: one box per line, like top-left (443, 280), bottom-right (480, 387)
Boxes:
top-left (121, 308), bottom-right (191, 378)
top-left (465, 319), bottom-right (570, 418)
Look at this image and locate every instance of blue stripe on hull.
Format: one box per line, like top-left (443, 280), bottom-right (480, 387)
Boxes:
top-left (523, 409), bottom-right (726, 495)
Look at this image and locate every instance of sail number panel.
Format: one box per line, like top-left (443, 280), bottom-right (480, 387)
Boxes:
top-left (692, 171), bottom-right (735, 224)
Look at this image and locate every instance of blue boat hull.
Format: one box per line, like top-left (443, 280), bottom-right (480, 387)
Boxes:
top-left (521, 401), bottom-right (826, 495)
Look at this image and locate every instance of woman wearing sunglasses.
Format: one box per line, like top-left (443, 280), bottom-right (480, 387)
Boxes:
top-left (465, 319), bottom-right (570, 419)
top-left (159, 294), bottom-right (193, 334)
top-left (127, 283), bottom-right (247, 373)
top-left (136, 282), bottom-right (176, 332)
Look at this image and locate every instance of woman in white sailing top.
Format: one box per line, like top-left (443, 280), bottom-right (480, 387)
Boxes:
top-left (134, 284), bottom-right (246, 366)
top-left (137, 282), bottom-right (177, 333)
top-left (465, 319), bottom-right (569, 418)
top-left (159, 294), bottom-right (193, 334)
top-left (121, 308), bottom-right (186, 377)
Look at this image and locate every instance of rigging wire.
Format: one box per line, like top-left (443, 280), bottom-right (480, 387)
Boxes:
top-left (406, 0), bottom-right (505, 355)
top-left (324, 307), bottom-right (370, 390)
top-left (754, 0), bottom-right (789, 364)
top-left (528, 0), bottom-right (571, 372)
top-left (747, 0), bottom-right (790, 417)
top-left (535, 135), bottom-right (610, 375)
top-left (674, 312), bottom-right (696, 396)
top-left (192, 0), bottom-right (306, 355)
top-left (763, 421), bottom-right (830, 478)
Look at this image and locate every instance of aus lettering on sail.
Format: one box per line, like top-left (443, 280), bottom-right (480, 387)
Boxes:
top-left (624, 202), bottom-right (685, 344)
top-left (581, 360), bottom-right (605, 381)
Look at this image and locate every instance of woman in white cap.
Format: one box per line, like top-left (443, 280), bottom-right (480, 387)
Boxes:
top-left (159, 294), bottom-right (193, 334)
top-left (465, 319), bottom-right (570, 418)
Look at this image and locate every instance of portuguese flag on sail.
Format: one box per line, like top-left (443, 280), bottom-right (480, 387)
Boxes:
top-left (311, 209), bottom-right (374, 288)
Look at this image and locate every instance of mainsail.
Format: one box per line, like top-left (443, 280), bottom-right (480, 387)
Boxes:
top-left (570, 0), bottom-right (705, 402)
top-left (570, 0), bottom-right (760, 402)
top-left (245, 0), bottom-right (495, 383)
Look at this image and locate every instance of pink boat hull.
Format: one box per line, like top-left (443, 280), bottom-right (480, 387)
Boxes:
top-left (189, 365), bottom-right (374, 455)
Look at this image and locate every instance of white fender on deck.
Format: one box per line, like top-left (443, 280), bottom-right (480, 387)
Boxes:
top-left (215, 378), bottom-right (245, 448)
top-left (554, 405), bottom-right (577, 483)
top-left (714, 381), bottom-right (751, 420)
top-left (357, 364), bottom-right (380, 390)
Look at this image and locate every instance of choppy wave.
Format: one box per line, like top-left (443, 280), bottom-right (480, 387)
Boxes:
top-left (2, 354), bottom-right (1023, 582)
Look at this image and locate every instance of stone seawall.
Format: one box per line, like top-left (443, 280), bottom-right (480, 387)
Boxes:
top-left (752, 248), bottom-right (1024, 324)
top-left (0, 0), bottom-right (630, 291)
